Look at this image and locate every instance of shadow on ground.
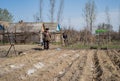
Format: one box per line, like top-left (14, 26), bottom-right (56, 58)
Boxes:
top-left (32, 48), bottom-right (43, 51)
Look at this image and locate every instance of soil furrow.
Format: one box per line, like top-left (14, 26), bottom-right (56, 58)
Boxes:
top-left (57, 50), bottom-right (87, 81)
top-left (98, 50), bottom-right (120, 81)
top-left (92, 50), bottom-right (103, 81)
top-left (0, 45), bottom-right (120, 81)
top-left (108, 50), bottom-right (120, 69)
top-left (20, 50), bottom-right (81, 81)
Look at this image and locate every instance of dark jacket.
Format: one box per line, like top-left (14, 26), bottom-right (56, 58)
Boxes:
top-left (63, 33), bottom-right (67, 39)
top-left (43, 31), bottom-right (51, 41)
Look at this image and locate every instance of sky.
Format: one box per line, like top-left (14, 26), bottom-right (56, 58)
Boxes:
top-left (0, 0), bottom-right (120, 31)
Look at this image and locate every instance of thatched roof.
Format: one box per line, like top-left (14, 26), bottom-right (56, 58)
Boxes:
top-left (0, 21), bottom-right (58, 33)
top-left (8, 22), bottom-right (58, 33)
top-left (0, 21), bottom-right (9, 28)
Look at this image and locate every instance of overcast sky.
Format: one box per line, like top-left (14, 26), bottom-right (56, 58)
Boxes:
top-left (0, 0), bottom-right (120, 31)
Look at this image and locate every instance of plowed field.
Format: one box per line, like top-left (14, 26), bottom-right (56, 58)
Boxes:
top-left (0, 45), bottom-right (120, 81)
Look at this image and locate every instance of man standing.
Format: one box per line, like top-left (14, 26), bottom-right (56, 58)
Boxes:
top-left (43, 28), bottom-right (51, 50)
top-left (63, 31), bottom-right (68, 46)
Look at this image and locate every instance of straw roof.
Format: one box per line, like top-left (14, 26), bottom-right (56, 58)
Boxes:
top-left (0, 21), bottom-right (9, 28)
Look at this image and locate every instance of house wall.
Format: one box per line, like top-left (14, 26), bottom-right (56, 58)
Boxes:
top-left (55, 33), bottom-right (61, 42)
top-left (0, 22), bottom-right (62, 44)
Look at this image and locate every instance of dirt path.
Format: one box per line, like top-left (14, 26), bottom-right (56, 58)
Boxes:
top-left (0, 45), bottom-right (120, 81)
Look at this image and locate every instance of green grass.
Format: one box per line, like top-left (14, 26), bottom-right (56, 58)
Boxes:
top-left (106, 45), bottom-right (120, 49)
top-left (51, 42), bottom-right (61, 45)
top-left (64, 43), bottom-right (120, 49)
top-left (0, 41), bottom-right (9, 44)
top-left (64, 44), bottom-right (90, 49)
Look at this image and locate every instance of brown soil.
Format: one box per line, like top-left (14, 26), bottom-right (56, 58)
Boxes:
top-left (0, 45), bottom-right (120, 81)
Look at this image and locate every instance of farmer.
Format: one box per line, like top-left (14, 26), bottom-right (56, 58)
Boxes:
top-left (43, 28), bottom-right (51, 50)
top-left (63, 31), bottom-right (68, 46)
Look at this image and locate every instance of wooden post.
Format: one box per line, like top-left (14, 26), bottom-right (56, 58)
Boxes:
top-left (2, 30), bottom-right (5, 44)
top-left (6, 30), bottom-right (17, 56)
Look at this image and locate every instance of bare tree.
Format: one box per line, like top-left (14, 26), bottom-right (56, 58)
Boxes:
top-left (83, 0), bottom-right (96, 33)
top-left (33, 0), bottom-right (43, 22)
top-left (33, 13), bottom-right (40, 22)
top-left (68, 18), bottom-right (71, 28)
top-left (119, 6), bottom-right (120, 33)
top-left (119, 26), bottom-right (120, 40)
top-left (105, 7), bottom-right (111, 26)
top-left (83, 0), bottom-right (96, 45)
top-left (105, 6), bottom-right (112, 42)
top-left (40, 0), bottom-right (43, 22)
top-left (119, 6), bottom-right (120, 39)
top-left (57, 0), bottom-right (64, 24)
top-left (105, 7), bottom-right (113, 31)
top-left (118, 7), bottom-right (120, 36)
top-left (49, 0), bottom-right (56, 23)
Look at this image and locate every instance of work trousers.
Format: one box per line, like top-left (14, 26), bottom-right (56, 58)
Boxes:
top-left (43, 40), bottom-right (50, 50)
